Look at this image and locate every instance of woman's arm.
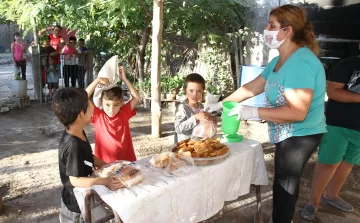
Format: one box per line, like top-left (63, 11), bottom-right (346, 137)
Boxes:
top-left (258, 88), bottom-right (314, 123)
top-left (222, 75), bottom-right (266, 103)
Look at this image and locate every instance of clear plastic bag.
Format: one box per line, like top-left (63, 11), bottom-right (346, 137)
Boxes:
top-left (192, 118), bottom-right (217, 139)
top-left (149, 152), bottom-right (197, 176)
top-left (93, 161), bottom-right (144, 188)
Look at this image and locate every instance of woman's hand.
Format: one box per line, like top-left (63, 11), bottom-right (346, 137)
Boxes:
top-left (228, 105), bottom-right (259, 120)
top-left (204, 101), bottom-right (223, 113)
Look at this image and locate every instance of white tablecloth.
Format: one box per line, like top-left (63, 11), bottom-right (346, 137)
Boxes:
top-left (74, 138), bottom-right (269, 223)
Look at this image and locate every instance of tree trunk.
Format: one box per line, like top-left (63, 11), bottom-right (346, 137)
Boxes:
top-left (136, 26), bottom-right (151, 93)
top-left (233, 36), bottom-right (240, 89)
top-left (32, 27), bottom-right (41, 101)
top-left (151, 0), bottom-right (163, 138)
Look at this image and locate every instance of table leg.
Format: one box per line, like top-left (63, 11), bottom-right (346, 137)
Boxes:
top-left (84, 190), bottom-right (93, 223)
top-left (219, 206), bottom-right (224, 217)
top-left (254, 185), bottom-right (263, 223)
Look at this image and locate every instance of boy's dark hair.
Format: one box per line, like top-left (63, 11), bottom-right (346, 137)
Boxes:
top-left (52, 88), bottom-right (88, 130)
top-left (54, 25), bottom-right (62, 30)
top-left (183, 73), bottom-right (205, 91)
top-left (78, 38), bottom-right (85, 42)
top-left (14, 32), bottom-right (21, 37)
top-left (101, 87), bottom-right (124, 101)
top-left (69, 36), bottom-right (77, 42)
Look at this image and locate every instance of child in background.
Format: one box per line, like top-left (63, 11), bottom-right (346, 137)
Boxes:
top-left (46, 56), bottom-right (59, 98)
top-left (62, 36), bottom-right (78, 88)
top-left (52, 88), bottom-right (122, 222)
top-left (11, 32), bottom-right (27, 80)
top-left (174, 73), bottom-right (215, 142)
top-left (77, 38), bottom-right (88, 88)
top-left (86, 66), bottom-right (141, 163)
top-left (40, 35), bottom-right (59, 100)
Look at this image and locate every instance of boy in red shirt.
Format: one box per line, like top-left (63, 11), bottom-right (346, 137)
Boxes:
top-left (86, 66), bottom-right (141, 163)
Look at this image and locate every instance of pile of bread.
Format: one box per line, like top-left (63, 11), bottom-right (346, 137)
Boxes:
top-left (149, 152), bottom-right (192, 174)
top-left (172, 138), bottom-right (229, 158)
top-left (95, 161), bottom-right (144, 188)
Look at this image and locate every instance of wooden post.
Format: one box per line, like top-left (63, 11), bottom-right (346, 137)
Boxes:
top-left (233, 36), bottom-right (240, 89)
top-left (151, 0), bottom-right (164, 137)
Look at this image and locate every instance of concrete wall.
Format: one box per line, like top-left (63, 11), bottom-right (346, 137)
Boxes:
top-left (245, 0), bottom-right (360, 68)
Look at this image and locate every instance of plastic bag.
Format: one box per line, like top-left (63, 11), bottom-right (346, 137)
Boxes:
top-left (192, 118), bottom-right (217, 139)
top-left (149, 152), bottom-right (197, 176)
top-left (94, 161), bottom-right (144, 188)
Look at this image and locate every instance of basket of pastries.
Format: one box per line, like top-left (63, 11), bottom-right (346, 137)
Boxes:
top-left (171, 138), bottom-right (230, 165)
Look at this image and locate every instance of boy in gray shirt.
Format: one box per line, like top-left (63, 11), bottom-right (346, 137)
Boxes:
top-left (174, 73), bottom-right (215, 142)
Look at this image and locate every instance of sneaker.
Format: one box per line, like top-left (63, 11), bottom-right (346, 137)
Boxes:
top-left (321, 196), bottom-right (354, 212)
top-left (301, 204), bottom-right (318, 221)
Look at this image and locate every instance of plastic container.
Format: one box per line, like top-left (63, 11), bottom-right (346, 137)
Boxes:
top-left (222, 101), bottom-right (241, 135)
top-left (171, 146), bottom-right (231, 166)
top-left (10, 80), bottom-right (27, 97)
top-left (192, 149), bottom-right (231, 165)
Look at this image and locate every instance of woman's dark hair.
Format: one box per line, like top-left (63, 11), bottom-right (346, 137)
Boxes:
top-left (52, 88), bottom-right (88, 130)
top-left (69, 36), bottom-right (77, 42)
top-left (101, 87), bottom-right (124, 101)
top-left (183, 73), bottom-right (205, 91)
top-left (270, 4), bottom-right (319, 55)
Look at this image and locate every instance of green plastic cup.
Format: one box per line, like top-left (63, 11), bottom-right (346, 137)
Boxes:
top-left (222, 101), bottom-right (241, 135)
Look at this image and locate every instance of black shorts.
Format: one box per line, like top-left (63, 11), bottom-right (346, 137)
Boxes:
top-left (48, 82), bottom-right (59, 89)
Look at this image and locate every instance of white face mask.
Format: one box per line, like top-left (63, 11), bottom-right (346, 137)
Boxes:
top-left (263, 28), bottom-right (287, 49)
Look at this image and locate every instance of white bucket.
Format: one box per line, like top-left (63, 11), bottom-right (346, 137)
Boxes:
top-left (10, 80), bottom-right (27, 97)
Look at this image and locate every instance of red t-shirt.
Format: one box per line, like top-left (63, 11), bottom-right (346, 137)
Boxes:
top-left (49, 34), bottom-right (62, 64)
top-left (91, 102), bottom-right (137, 163)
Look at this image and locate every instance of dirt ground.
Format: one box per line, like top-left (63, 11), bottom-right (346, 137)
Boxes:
top-left (0, 101), bottom-right (360, 223)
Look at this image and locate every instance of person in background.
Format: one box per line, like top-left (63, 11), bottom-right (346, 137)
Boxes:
top-left (174, 73), bottom-right (215, 142)
top-left (61, 36), bottom-right (78, 88)
top-left (77, 38), bottom-right (89, 88)
top-left (11, 32), bottom-right (27, 80)
top-left (206, 5), bottom-right (326, 223)
top-left (301, 56), bottom-right (360, 220)
top-left (46, 56), bottom-right (59, 99)
top-left (39, 25), bottom-right (64, 80)
top-left (39, 35), bottom-right (59, 100)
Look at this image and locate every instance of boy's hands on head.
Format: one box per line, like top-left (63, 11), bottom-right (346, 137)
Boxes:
top-left (119, 66), bottom-right (127, 81)
top-left (97, 77), bottom-right (110, 86)
top-left (105, 176), bottom-right (123, 191)
top-left (194, 112), bottom-right (213, 122)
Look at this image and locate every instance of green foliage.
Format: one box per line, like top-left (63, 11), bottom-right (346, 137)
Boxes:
top-left (13, 74), bottom-right (22, 80)
top-left (141, 77), bottom-right (151, 93)
top-left (0, 0), bottom-right (251, 86)
top-left (201, 48), bottom-right (234, 97)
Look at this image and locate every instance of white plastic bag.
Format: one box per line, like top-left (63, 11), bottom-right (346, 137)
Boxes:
top-left (94, 161), bottom-right (144, 188)
top-left (192, 118), bottom-right (217, 139)
top-left (149, 152), bottom-right (197, 176)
